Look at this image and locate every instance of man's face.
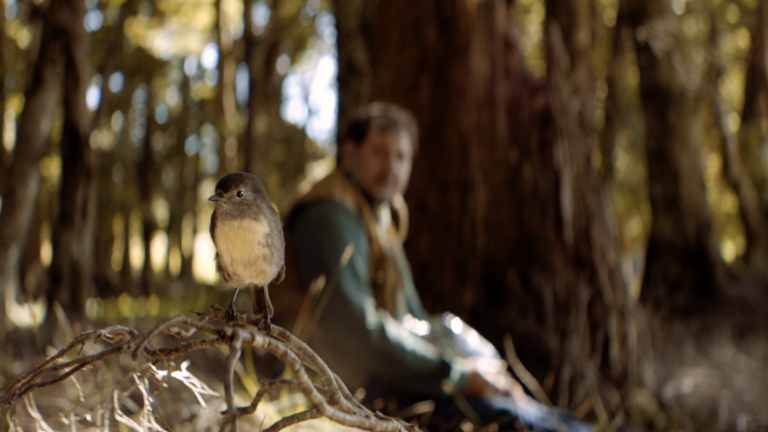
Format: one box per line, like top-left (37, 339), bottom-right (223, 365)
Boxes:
top-left (341, 127), bottom-right (413, 204)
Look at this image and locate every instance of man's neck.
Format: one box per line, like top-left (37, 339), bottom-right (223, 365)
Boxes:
top-left (341, 169), bottom-right (386, 208)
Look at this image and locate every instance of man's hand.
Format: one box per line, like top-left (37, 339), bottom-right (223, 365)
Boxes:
top-left (464, 370), bottom-right (508, 398)
top-left (456, 356), bottom-right (523, 399)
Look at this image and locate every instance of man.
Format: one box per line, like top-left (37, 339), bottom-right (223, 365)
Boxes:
top-left (279, 103), bottom-right (589, 431)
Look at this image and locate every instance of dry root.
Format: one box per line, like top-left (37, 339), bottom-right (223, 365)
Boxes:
top-left (1, 304), bottom-right (417, 432)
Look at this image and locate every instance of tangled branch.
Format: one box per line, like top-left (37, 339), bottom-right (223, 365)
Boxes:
top-left (1, 304), bottom-right (416, 432)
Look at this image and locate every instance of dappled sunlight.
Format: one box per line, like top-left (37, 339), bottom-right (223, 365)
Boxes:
top-left (5, 293), bottom-right (45, 329)
top-left (111, 212), bottom-right (125, 271)
top-left (702, 116), bottom-right (748, 264)
top-left (280, 9), bottom-right (337, 146)
top-left (192, 232), bottom-right (218, 285)
top-left (513, 0), bottom-right (546, 78)
top-left (39, 222), bottom-right (52, 267)
top-left (150, 230), bottom-right (169, 273)
top-left (124, 0), bottom-right (216, 59)
top-left (129, 209), bottom-right (145, 272)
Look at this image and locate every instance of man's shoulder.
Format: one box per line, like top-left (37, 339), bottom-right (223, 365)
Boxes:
top-left (289, 199), bottom-right (362, 232)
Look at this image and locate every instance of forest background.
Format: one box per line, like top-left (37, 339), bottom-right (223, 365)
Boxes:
top-left (1, 0), bottom-right (767, 430)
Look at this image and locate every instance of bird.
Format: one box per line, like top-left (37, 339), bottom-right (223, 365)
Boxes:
top-left (209, 172), bottom-right (285, 332)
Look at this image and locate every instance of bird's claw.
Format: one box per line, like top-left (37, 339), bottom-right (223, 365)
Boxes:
top-left (261, 309), bottom-right (272, 335)
top-left (225, 304), bottom-right (238, 326)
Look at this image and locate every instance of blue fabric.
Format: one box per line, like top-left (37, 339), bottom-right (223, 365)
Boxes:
top-left (430, 398), bottom-right (594, 432)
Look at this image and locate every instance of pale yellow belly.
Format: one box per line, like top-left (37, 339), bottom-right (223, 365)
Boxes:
top-left (214, 218), bottom-right (281, 287)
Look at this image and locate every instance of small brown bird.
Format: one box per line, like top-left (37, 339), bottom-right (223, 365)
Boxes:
top-left (209, 172), bottom-right (285, 331)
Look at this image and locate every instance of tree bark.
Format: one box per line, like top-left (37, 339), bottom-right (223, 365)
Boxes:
top-left (599, 6), bottom-right (633, 183)
top-left (48, 0), bottom-right (95, 322)
top-left (0, 0), bottom-right (69, 326)
top-left (331, 0), bottom-right (373, 138)
top-left (627, 0), bottom-right (724, 311)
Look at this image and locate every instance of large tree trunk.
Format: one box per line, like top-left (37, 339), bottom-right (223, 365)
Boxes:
top-left (335, 0), bottom-right (644, 414)
top-left (48, 0), bottom-right (94, 323)
top-left (0, 0), bottom-right (69, 326)
top-left (628, 0), bottom-right (724, 311)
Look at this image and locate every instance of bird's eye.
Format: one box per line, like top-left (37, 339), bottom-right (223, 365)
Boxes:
top-left (236, 190), bottom-right (244, 198)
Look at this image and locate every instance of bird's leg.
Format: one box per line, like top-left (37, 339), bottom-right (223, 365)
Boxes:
top-left (251, 284), bottom-right (274, 335)
top-left (226, 287), bottom-right (241, 324)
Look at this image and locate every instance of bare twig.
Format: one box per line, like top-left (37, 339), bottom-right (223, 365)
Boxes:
top-left (503, 333), bottom-right (554, 407)
top-left (2, 304), bottom-right (416, 432)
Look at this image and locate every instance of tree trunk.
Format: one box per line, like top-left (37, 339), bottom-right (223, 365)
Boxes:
top-left (138, 86), bottom-right (158, 296)
top-left (167, 73), bottom-right (196, 287)
top-left (332, 0), bottom-right (373, 138)
top-left (48, 0), bottom-right (94, 323)
top-left (736, 0), bottom-right (768, 269)
top-left (599, 7), bottom-right (633, 184)
top-left (0, 11), bottom-right (7, 185)
top-left (627, 0), bottom-right (724, 311)
top-left (709, 14), bottom-right (767, 269)
top-left (243, 0), bottom-right (267, 178)
top-left (0, 0), bottom-right (68, 326)
top-left (217, 0), bottom-right (239, 175)
top-left (336, 0), bottom-right (644, 413)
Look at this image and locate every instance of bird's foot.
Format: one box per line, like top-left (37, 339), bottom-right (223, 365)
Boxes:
top-left (225, 287), bottom-right (241, 326)
top-left (225, 304), bottom-right (238, 326)
top-left (261, 310), bottom-right (272, 336)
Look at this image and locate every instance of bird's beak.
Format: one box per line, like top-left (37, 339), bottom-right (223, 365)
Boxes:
top-left (209, 195), bottom-right (226, 203)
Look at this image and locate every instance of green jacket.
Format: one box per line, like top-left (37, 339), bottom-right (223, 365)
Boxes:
top-left (289, 198), bottom-right (469, 400)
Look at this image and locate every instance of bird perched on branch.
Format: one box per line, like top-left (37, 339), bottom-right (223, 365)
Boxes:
top-left (209, 172), bottom-right (285, 332)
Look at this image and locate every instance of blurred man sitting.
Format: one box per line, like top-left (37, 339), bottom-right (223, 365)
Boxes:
top-left (277, 102), bottom-right (591, 432)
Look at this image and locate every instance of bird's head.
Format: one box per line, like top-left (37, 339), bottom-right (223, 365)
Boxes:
top-left (209, 172), bottom-right (271, 217)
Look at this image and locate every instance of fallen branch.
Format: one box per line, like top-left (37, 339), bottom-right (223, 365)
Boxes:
top-left (1, 304), bottom-right (416, 432)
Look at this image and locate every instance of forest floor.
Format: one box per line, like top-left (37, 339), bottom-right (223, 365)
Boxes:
top-left (3, 282), bottom-right (768, 431)
top-left (650, 274), bottom-right (768, 432)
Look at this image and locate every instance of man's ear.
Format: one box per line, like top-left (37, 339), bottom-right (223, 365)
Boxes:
top-left (339, 140), bottom-right (357, 172)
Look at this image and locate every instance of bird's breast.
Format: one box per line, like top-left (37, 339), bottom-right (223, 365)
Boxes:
top-left (213, 217), bottom-right (284, 287)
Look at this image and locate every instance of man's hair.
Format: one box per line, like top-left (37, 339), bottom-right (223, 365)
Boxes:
top-left (338, 102), bottom-right (418, 161)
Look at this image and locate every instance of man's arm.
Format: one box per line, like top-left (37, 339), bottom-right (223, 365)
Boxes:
top-left (290, 200), bottom-right (468, 399)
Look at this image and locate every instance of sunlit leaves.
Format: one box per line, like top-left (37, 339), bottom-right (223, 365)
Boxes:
top-left (513, 0), bottom-right (546, 77)
top-left (5, 19), bottom-right (32, 49)
top-left (156, 0), bottom-right (216, 33)
top-left (124, 0), bottom-right (215, 58)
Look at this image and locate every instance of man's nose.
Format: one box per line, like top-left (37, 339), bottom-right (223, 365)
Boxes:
top-left (384, 155), bottom-right (397, 172)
